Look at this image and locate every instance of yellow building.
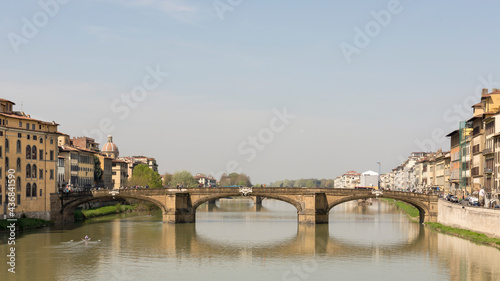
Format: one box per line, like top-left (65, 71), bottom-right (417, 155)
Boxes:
top-left (58, 135), bottom-right (96, 191)
top-left (0, 98), bottom-right (59, 220)
top-left (112, 159), bottom-right (128, 189)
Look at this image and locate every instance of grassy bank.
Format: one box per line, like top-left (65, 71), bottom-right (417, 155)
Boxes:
top-left (425, 222), bottom-right (500, 249)
top-left (75, 203), bottom-right (136, 219)
top-left (382, 198), bottom-right (420, 221)
top-left (0, 218), bottom-right (53, 231)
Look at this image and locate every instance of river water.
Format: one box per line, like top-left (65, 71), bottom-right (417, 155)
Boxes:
top-left (1, 199), bottom-right (500, 281)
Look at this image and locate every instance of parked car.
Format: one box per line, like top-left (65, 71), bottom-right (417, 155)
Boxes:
top-left (449, 196), bottom-right (459, 203)
top-left (468, 197), bottom-right (479, 206)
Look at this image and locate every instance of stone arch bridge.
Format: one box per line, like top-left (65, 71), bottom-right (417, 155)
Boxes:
top-left (50, 187), bottom-right (438, 224)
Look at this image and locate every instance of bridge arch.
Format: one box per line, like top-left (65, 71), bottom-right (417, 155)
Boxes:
top-left (61, 194), bottom-right (168, 216)
top-left (327, 194), bottom-right (429, 223)
top-left (191, 193), bottom-right (303, 214)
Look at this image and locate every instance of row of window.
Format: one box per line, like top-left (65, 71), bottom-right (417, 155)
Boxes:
top-left (2, 162), bottom-right (54, 180)
top-left (19, 121), bottom-right (44, 131)
top-left (69, 176), bottom-right (93, 187)
top-left (3, 135), bottom-right (52, 145)
top-left (3, 140), bottom-right (54, 159)
top-left (0, 180), bottom-right (43, 203)
top-left (70, 165), bottom-right (93, 172)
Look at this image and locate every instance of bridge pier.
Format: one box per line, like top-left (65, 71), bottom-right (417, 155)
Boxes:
top-left (297, 193), bottom-right (329, 224)
top-left (298, 213), bottom-right (329, 224)
top-left (253, 196), bottom-right (263, 205)
top-left (163, 193), bottom-right (195, 223)
top-left (50, 210), bottom-right (75, 224)
top-left (163, 212), bottom-right (195, 223)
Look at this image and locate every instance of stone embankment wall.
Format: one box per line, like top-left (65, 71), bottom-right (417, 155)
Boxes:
top-left (438, 200), bottom-right (500, 238)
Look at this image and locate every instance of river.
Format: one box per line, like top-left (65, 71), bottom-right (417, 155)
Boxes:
top-left (1, 199), bottom-right (499, 281)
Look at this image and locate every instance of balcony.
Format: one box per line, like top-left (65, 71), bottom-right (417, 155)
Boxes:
top-left (483, 148), bottom-right (494, 155)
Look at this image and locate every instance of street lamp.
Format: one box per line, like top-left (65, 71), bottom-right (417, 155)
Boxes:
top-left (376, 162), bottom-right (381, 190)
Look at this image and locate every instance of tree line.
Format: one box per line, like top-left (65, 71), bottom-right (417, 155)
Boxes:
top-left (270, 178), bottom-right (335, 188)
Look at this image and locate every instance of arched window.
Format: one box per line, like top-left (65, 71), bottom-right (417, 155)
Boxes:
top-left (16, 177), bottom-right (21, 192)
top-left (26, 164), bottom-right (31, 178)
top-left (32, 146), bottom-right (37, 160)
top-left (26, 183), bottom-right (31, 198)
top-left (17, 140), bottom-right (21, 153)
top-left (32, 164), bottom-right (37, 178)
top-left (17, 158), bottom-right (21, 170)
top-left (32, 183), bottom-right (37, 197)
top-left (5, 139), bottom-right (9, 153)
top-left (26, 145), bottom-right (31, 159)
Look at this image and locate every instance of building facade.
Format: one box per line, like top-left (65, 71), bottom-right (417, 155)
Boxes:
top-left (0, 98), bottom-right (59, 219)
top-left (58, 135), bottom-right (96, 191)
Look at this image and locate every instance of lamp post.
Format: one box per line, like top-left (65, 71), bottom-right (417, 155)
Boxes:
top-left (376, 162), bottom-right (381, 190)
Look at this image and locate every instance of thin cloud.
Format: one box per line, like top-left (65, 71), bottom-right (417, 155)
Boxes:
top-left (117, 0), bottom-right (206, 24)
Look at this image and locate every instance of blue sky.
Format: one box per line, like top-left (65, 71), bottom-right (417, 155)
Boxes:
top-left (2, 0), bottom-right (500, 184)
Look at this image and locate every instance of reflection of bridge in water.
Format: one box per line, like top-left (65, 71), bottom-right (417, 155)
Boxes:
top-left (50, 188), bottom-right (438, 224)
top-left (158, 222), bottom-right (430, 258)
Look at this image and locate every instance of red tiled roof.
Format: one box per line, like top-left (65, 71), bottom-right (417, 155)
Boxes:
top-left (0, 112), bottom-right (59, 125)
top-left (0, 98), bottom-right (15, 104)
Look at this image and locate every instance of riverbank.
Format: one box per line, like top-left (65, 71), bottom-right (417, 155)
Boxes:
top-left (382, 198), bottom-right (500, 249)
top-left (382, 198), bottom-right (419, 222)
top-left (438, 199), bottom-right (500, 238)
top-left (0, 218), bottom-right (53, 231)
top-left (75, 203), bottom-right (136, 220)
top-left (425, 222), bottom-right (500, 250)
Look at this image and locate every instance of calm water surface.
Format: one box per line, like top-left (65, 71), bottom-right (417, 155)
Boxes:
top-left (1, 199), bottom-right (500, 281)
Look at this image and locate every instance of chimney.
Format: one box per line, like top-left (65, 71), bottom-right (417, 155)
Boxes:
top-left (493, 88), bottom-right (500, 92)
top-left (482, 88), bottom-right (489, 96)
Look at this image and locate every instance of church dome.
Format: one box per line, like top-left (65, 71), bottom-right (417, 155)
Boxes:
top-left (102, 135), bottom-right (119, 159)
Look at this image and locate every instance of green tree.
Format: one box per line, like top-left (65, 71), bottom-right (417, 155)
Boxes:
top-left (127, 164), bottom-right (162, 188)
top-left (163, 173), bottom-right (173, 186)
top-left (94, 156), bottom-right (103, 186)
top-left (324, 179), bottom-right (334, 188)
top-left (220, 173), bottom-right (252, 186)
top-left (171, 170), bottom-right (197, 187)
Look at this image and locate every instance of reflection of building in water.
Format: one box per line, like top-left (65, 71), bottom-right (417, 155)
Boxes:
top-left (437, 230), bottom-right (500, 281)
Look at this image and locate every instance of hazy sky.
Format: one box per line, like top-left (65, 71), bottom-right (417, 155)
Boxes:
top-left (2, 0), bottom-right (500, 184)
